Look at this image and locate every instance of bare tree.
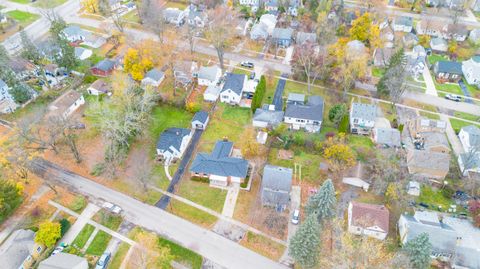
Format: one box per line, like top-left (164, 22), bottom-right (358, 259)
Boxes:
top-left (291, 42), bottom-right (330, 93)
top-left (183, 23), bottom-right (196, 55)
top-left (111, 11), bottom-right (127, 33)
top-left (460, 145), bottom-right (480, 176)
top-left (205, 6), bottom-right (239, 72)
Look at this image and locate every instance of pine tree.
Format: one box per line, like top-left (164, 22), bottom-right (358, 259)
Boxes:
top-left (305, 179), bottom-right (336, 222)
top-left (20, 31), bottom-right (41, 64)
top-left (376, 48), bottom-right (406, 97)
top-left (289, 213), bottom-right (321, 268)
top-left (404, 233), bottom-right (432, 269)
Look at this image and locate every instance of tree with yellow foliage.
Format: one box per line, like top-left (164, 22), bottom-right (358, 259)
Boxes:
top-left (323, 139), bottom-right (356, 176)
top-left (240, 127), bottom-right (260, 158)
top-left (35, 221), bottom-right (61, 247)
top-left (81, 0), bottom-right (99, 14)
top-left (349, 12), bottom-right (381, 48)
top-left (128, 230), bottom-right (173, 269)
top-left (123, 48), bottom-right (154, 81)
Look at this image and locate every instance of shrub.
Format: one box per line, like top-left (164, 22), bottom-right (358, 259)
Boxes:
top-left (70, 196), bottom-right (86, 213)
top-left (325, 132), bottom-right (335, 140)
top-left (251, 75), bottom-right (266, 112)
top-left (398, 123), bottom-right (404, 133)
top-left (91, 163), bottom-right (105, 176)
top-left (191, 176), bottom-right (209, 183)
top-left (441, 186), bottom-right (454, 199)
top-left (338, 115), bottom-right (349, 133)
top-left (60, 218), bottom-right (71, 236)
top-left (83, 75), bottom-right (97, 84)
top-left (240, 176), bottom-right (250, 188)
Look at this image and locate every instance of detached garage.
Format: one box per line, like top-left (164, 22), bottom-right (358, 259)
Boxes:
top-left (191, 111), bottom-right (209, 130)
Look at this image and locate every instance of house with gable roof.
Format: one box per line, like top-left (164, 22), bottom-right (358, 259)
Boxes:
top-left (348, 201), bottom-right (390, 240)
top-left (433, 61), bottom-right (463, 83)
top-left (220, 73), bottom-right (246, 105)
top-left (39, 253), bottom-right (88, 269)
top-left (462, 56), bottom-right (480, 87)
top-left (190, 140), bottom-right (249, 187)
top-left (459, 125), bottom-right (480, 153)
top-left (156, 128), bottom-right (192, 163)
top-left (393, 16), bottom-right (413, 32)
top-left (284, 95), bottom-right (324, 133)
top-left (87, 79), bottom-right (110, 95)
top-left (191, 111), bottom-right (209, 130)
top-left (350, 103), bottom-right (377, 135)
top-left (197, 65), bottom-right (221, 86)
top-left (261, 165), bottom-right (293, 211)
top-left (142, 68), bottom-right (165, 88)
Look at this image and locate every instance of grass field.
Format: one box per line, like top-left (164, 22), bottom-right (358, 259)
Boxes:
top-left (176, 179), bottom-right (227, 212)
top-left (109, 242), bottom-right (130, 268)
top-left (450, 118), bottom-right (480, 134)
top-left (6, 10), bottom-right (40, 26)
top-left (168, 199), bottom-right (218, 228)
top-left (240, 232), bottom-right (286, 261)
top-left (434, 81), bottom-right (463, 95)
top-left (86, 230), bottom-right (112, 255)
top-left (72, 224), bottom-right (95, 249)
top-left (417, 186), bottom-right (455, 213)
top-left (427, 54), bottom-right (448, 65)
top-left (92, 209), bottom-right (123, 230)
top-left (158, 237), bottom-right (203, 269)
top-left (268, 148), bottom-right (323, 183)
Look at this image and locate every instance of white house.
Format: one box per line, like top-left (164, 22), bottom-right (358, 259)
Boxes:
top-left (197, 65), bottom-right (221, 87)
top-left (87, 79), bottom-right (110, 96)
top-left (462, 56), bottom-right (480, 87)
top-left (0, 79), bottom-right (18, 114)
top-left (47, 90), bottom-right (85, 119)
top-left (74, 47), bottom-right (92, 60)
top-left (203, 85), bottom-right (221, 102)
top-left (220, 73), bottom-right (246, 105)
top-left (156, 128), bottom-right (192, 164)
top-left (284, 96), bottom-right (324, 133)
top-left (347, 201), bottom-right (390, 240)
top-left (191, 111), bottom-right (209, 130)
top-left (393, 16), bottom-right (413, 32)
top-left (350, 103), bottom-right (377, 135)
top-left (163, 8), bottom-right (186, 26)
top-left (141, 68), bottom-right (165, 88)
top-left (458, 125), bottom-right (480, 153)
top-left (62, 25), bottom-right (86, 42)
top-left (239, 0), bottom-right (260, 10)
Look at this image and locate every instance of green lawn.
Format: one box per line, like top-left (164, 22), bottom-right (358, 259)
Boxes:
top-left (149, 105), bottom-right (193, 140)
top-left (109, 242), bottom-right (130, 269)
top-left (6, 10), bottom-right (40, 27)
top-left (347, 135), bottom-right (375, 150)
top-left (158, 237), bottom-right (203, 269)
top-left (176, 179), bottom-right (227, 213)
top-left (450, 118), bottom-right (480, 134)
top-left (233, 67), bottom-right (252, 76)
top-left (93, 209), bottom-right (123, 230)
top-left (168, 199), bottom-right (218, 228)
top-left (434, 81), bottom-right (463, 95)
top-left (7, 0), bottom-right (30, 4)
top-left (454, 111), bottom-right (480, 122)
top-left (85, 230), bottom-right (112, 255)
top-left (417, 186), bottom-right (454, 212)
top-left (122, 9), bottom-right (140, 23)
top-left (372, 67), bottom-right (386, 78)
top-left (268, 148), bottom-right (323, 183)
top-left (427, 54), bottom-right (449, 65)
top-left (419, 111), bottom-right (441, 120)
top-left (72, 224), bottom-right (95, 249)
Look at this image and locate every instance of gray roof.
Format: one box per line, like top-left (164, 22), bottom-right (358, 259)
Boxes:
top-left (74, 47), bottom-right (89, 58)
top-left (265, 0), bottom-right (278, 7)
top-left (296, 32), bottom-right (316, 44)
top-left (285, 96), bottom-right (324, 121)
top-left (93, 59), bottom-right (116, 71)
top-left (423, 132), bottom-right (450, 150)
top-left (39, 253), bottom-right (88, 269)
top-left (222, 73), bottom-right (245, 95)
top-left (163, 8), bottom-right (182, 20)
top-left (261, 165), bottom-right (293, 206)
top-left (198, 65), bottom-right (219, 82)
top-left (461, 125), bottom-right (480, 146)
top-left (435, 61), bottom-right (463, 75)
top-left (190, 140), bottom-right (249, 178)
top-left (156, 128), bottom-right (191, 152)
top-left (0, 229), bottom-right (35, 269)
top-left (253, 107), bottom-right (285, 126)
top-left (63, 25), bottom-right (85, 37)
top-left (0, 79), bottom-right (7, 89)
top-left (374, 127), bottom-right (401, 147)
top-left (351, 103), bottom-right (377, 121)
top-left (145, 68), bottom-right (165, 81)
top-left (395, 16), bottom-right (413, 27)
top-left (272, 28), bottom-right (293, 40)
top-left (192, 111), bottom-right (209, 124)
top-left (287, 93), bottom-right (305, 103)
top-left (431, 37), bottom-right (447, 46)
top-left (407, 150), bottom-right (450, 171)
top-left (459, 153), bottom-right (480, 170)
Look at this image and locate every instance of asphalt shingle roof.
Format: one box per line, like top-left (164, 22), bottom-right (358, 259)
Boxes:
top-left (461, 125), bottom-right (480, 146)
top-left (351, 103), bottom-right (377, 122)
top-left (0, 229), bottom-right (35, 269)
top-left (435, 61), bottom-right (463, 75)
top-left (39, 253), bottom-right (87, 269)
top-left (262, 165), bottom-right (292, 192)
top-left (190, 140), bottom-right (248, 178)
top-left (272, 27), bottom-right (293, 40)
top-left (374, 127), bottom-right (401, 147)
top-left (192, 111), bottom-right (209, 124)
top-left (221, 73), bottom-right (245, 95)
top-left (145, 68), bottom-right (165, 81)
top-left (395, 16), bottom-right (413, 27)
top-left (350, 201), bottom-right (390, 232)
top-left (253, 108), bottom-right (284, 126)
top-left (198, 65), bottom-right (219, 82)
top-left (93, 59), bottom-right (116, 71)
top-left (285, 96), bottom-right (324, 121)
top-left (156, 128), bottom-right (191, 152)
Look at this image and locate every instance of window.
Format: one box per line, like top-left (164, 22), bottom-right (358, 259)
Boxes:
top-left (36, 246), bottom-right (42, 253)
top-left (26, 255), bottom-right (32, 261)
top-left (353, 119), bottom-right (359, 124)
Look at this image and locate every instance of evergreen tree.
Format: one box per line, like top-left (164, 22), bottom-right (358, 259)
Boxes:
top-left (404, 233), bottom-right (432, 269)
top-left (289, 213), bottom-right (321, 268)
top-left (49, 18), bottom-right (78, 70)
top-left (251, 75), bottom-right (266, 112)
top-left (9, 84), bottom-right (32, 104)
top-left (0, 180), bottom-right (23, 223)
top-left (328, 104), bottom-right (347, 127)
top-left (305, 179), bottom-right (336, 222)
top-left (376, 48), bottom-right (406, 98)
top-left (20, 31), bottom-right (41, 64)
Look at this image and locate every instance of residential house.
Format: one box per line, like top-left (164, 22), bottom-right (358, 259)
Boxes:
top-left (261, 165), bottom-right (293, 211)
top-left (190, 140), bottom-right (249, 187)
top-left (87, 79), bottom-right (110, 95)
top-left (433, 61), bottom-right (463, 83)
top-left (415, 19), bottom-right (444, 37)
top-left (185, 4), bottom-right (207, 28)
top-left (430, 37), bottom-right (448, 52)
top-left (108, 0), bottom-right (121, 11)
top-left (469, 28), bottom-right (480, 43)
top-left (82, 32), bottom-right (107, 48)
top-left (380, 26), bottom-right (395, 47)
top-left (407, 117), bottom-right (447, 138)
top-left (203, 85), bottom-right (221, 102)
top-left (264, 0), bottom-right (279, 13)
top-left (372, 127), bottom-right (401, 147)
top-left (458, 152), bottom-right (480, 175)
top-left (47, 90), bottom-right (85, 119)
top-left (422, 131), bottom-right (451, 153)
top-left (403, 32), bottom-right (419, 47)
top-left (91, 59), bottom-right (116, 77)
top-left (197, 65), bottom-right (221, 86)
top-left (0, 79), bottom-right (18, 114)
top-left (288, 0), bottom-right (300, 16)
top-left (163, 8), bottom-right (186, 26)
top-left (235, 19), bottom-right (250, 36)
top-left (156, 128), bottom-right (192, 163)
top-left (393, 16), bottom-right (413, 32)
top-left (462, 56), bottom-right (480, 87)
top-left (287, 93), bottom-right (305, 105)
top-left (406, 181), bottom-right (421, 196)
top-left (444, 23), bottom-right (469, 41)
top-left (239, 0), bottom-right (260, 11)
top-left (191, 111), bottom-right (209, 130)
top-left (350, 103), bottom-right (377, 135)
top-left (459, 125), bottom-right (480, 153)
top-left (220, 73), bottom-right (246, 105)
top-left (346, 40), bottom-right (366, 60)
top-left (284, 95), bottom-right (324, 133)
top-left (39, 253), bottom-right (88, 269)
top-left (399, 210), bottom-right (480, 268)
top-left (342, 163), bottom-right (370, 191)
top-left (74, 47), bottom-right (92, 60)
top-left (412, 45), bottom-right (427, 59)
top-left (252, 104), bottom-right (285, 128)
top-left (62, 25), bottom-right (86, 42)
top-left (348, 201), bottom-right (389, 240)
top-left (174, 61), bottom-right (198, 86)
top-left (0, 229), bottom-right (44, 269)
top-left (272, 27), bottom-right (294, 47)
top-left (373, 48), bottom-right (394, 67)
top-left (250, 14), bottom-right (277, 40)
top-left (44, 64), bottom-right (62, 77)
top-left (296, 32), bottom-right (317, 44)
top-left (142, 68), bottom-right (165, 88)
top-left (0, 12), bottom-right (7, 24)
top-left (8, 57), bottom-right (37, 79)
top-left (36, 40), bottom-right (61, 61)
top-left (406, 150), bottom-right (450, 180)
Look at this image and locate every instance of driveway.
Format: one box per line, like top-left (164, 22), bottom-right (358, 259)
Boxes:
top-left (272, 74), bottom-right (288, 110)
top-left (156, 129), bottom-right (203, 209)
top-left (440, 113), bottom-right (464, 157)
top-left (31, 160), bottom-right (287, 269)
top-left (458, 80), bottom-right (473, 104)
top-left (279, 186), bottom-right (301, 266)
top-left (422, 64), bottom-right (438, 96)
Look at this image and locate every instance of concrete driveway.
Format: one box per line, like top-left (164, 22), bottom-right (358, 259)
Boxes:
top-left (61, 203), bottom-right (100, 244)
top-left (422, 64), bottom-right (438, 96)
top-left (279, 186), bottom-right (301, 266)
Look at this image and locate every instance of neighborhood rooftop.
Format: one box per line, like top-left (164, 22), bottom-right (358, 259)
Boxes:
top-left (222, 73), bottom-right (246, 95)
top-left (351, 103), bottom-right (377, 122)
top-left (156, 128), bottom-right (191, 152)
top-left (285, 96), bottom-right (324, 121)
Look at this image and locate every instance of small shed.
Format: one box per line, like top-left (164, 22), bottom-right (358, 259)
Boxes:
top-left (407, 181), bottom-right (420, 196)
top-left (256, 131), bottom-right (268, 144)
top-left (342, 163), bottom-right (370, 191)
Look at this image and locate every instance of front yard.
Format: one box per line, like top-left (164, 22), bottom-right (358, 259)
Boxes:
top-left (5, 10), bottom-right (40, 27)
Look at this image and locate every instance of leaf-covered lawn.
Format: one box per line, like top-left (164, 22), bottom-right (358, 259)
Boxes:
top-left (85, 230), bottom-right (112, 255)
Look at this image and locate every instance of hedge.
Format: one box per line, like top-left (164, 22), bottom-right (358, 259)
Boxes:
top-left (191, 176), bottom-right (209, 183)
top-left (338, 115), bottom-right (349, 133)
top-left (251, 75), bottom-right (266, 112)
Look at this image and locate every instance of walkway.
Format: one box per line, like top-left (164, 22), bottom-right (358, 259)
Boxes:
top-left (422, 64), bottom-right (438, 96)
top-left (57, 202), bottom-right (100, 244)
top-left (279, 186), bottom-right (301, 266)
top-left (164, 165), bottom-right (173, 181)
top-left (440, 114), bottom-right (464, 157)
top-left (272, 74), bottom-right (288, 111)
top-left (155, 129), bottom-right (203, 209)
top-left (221, 186), bottom-right (239, 218)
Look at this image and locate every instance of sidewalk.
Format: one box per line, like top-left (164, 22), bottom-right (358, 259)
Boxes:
top-left (221, 187), bottom-right (239, 218)
top-left (60, 202), bottom-right (100, 244)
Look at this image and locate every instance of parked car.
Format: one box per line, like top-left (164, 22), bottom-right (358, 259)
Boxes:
top-left (419, 202), bottom-right (429, 208)
top-left (51, 246), bottom-right (64, 256)
top-left (445, 94), bottom-right (462, 102)
top-left (241, 61), bottom-right (254, 68)
top-left (291, 209), bottom-right (300, 225)
top-left (249, 72), bottom-right (256, 80)
top-left (102, 202), bottom-right (122, 214)
top-left (95, 252), bottom-right (111, 269)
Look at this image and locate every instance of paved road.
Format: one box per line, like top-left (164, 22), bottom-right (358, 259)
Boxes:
top-left (30, 159), bottom-right (287, 269)
top-left (156, 129), bottom-right (203, 209)
top-left (404, 91), bottom-right (480, 116)
top-left (272, 74), bottom-right (288, 110)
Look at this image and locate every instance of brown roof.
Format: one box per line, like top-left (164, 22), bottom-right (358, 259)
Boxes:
top-left (350, 201), bottom-right (389, 232)
top-left (9, 58), bottom-right (35, 73)
top-left (48, 90), bottom-right (82, 115)
top-left (89, 79), bottom-right (110, 93)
